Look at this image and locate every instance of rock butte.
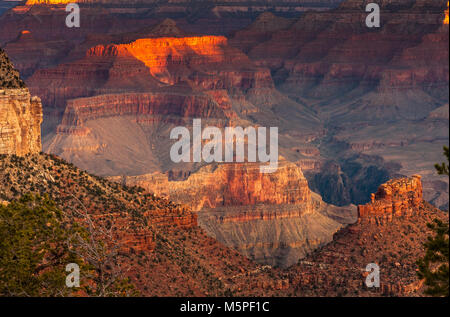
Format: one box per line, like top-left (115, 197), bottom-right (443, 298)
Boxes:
top-left (26, 32), bottom-right (273, 120)
top-left (115, 161), bottom-right (312, 211)
top-left (288, 179), bottom-right (447, 296)
top-left (357, 175), bottom-right (424, 225)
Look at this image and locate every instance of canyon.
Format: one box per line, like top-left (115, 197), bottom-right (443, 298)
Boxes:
top-left (1, 47), bottom-right (291, 296)
top-left (0, 152), bottom-right (298, 296)
top-left (0, 0), bottom-right (445, 209)
top-left (0, 1), bottom-right (449, 295)
top-left (0, 0), bottom-right (448, 288)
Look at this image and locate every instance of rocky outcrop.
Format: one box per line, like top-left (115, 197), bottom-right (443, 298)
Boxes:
top-left (25, 33), bottom-right (274, 132)
top-left (288, 199), bottom-right (447, 296)
top-left (357, 175), bottom-right (424, 225)
top-left (0, 48), bottom-right (43, 156)
top-left (0, 89), bottom-right (43, 155)
top-left (113, 160), bottom-right (357, 268)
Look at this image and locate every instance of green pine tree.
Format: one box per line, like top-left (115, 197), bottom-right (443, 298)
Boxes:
top-left (434, 146), bottom-right (449, 176)
top-left (0, 194), bottom-right (86, 296)
top-left (416, 146), bottom-right (449, 297)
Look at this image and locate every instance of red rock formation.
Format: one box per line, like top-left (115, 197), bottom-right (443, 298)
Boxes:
top-left (237, 0), bottom-right (449, 118)
top-left (25, 34), bottom-right (273, 119)
top-left (112, 161), bottom-right (355, 268)
top-left (289, 198), bottom-right (447, 296)
top-left (0, 153), bottom-right (294, 297)
top-left (115, 160), bottom-right (311, 211)
top-left (357, 175), bottom-right (424, 225)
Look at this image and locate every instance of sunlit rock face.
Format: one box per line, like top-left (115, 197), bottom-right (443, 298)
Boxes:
top-left (0, 89), bottom-right (43, 156)
top-left (357, 175), bottom-right (424, 225)
top-left (0, 48), bottom-right (42, 156)
top-left (444, 1), bottom-right (449, 25)
top-left (87, 36), bottom-right (248, 85)
top-left (112, 161), bottom-right (311, 211)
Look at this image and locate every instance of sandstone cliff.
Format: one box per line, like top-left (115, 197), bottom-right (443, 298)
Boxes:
top-left (0, 48), bottom-right (42, 156)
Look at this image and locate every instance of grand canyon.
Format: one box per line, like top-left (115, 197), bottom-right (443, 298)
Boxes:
top-left (0, 0), bottom-right (448, 298)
